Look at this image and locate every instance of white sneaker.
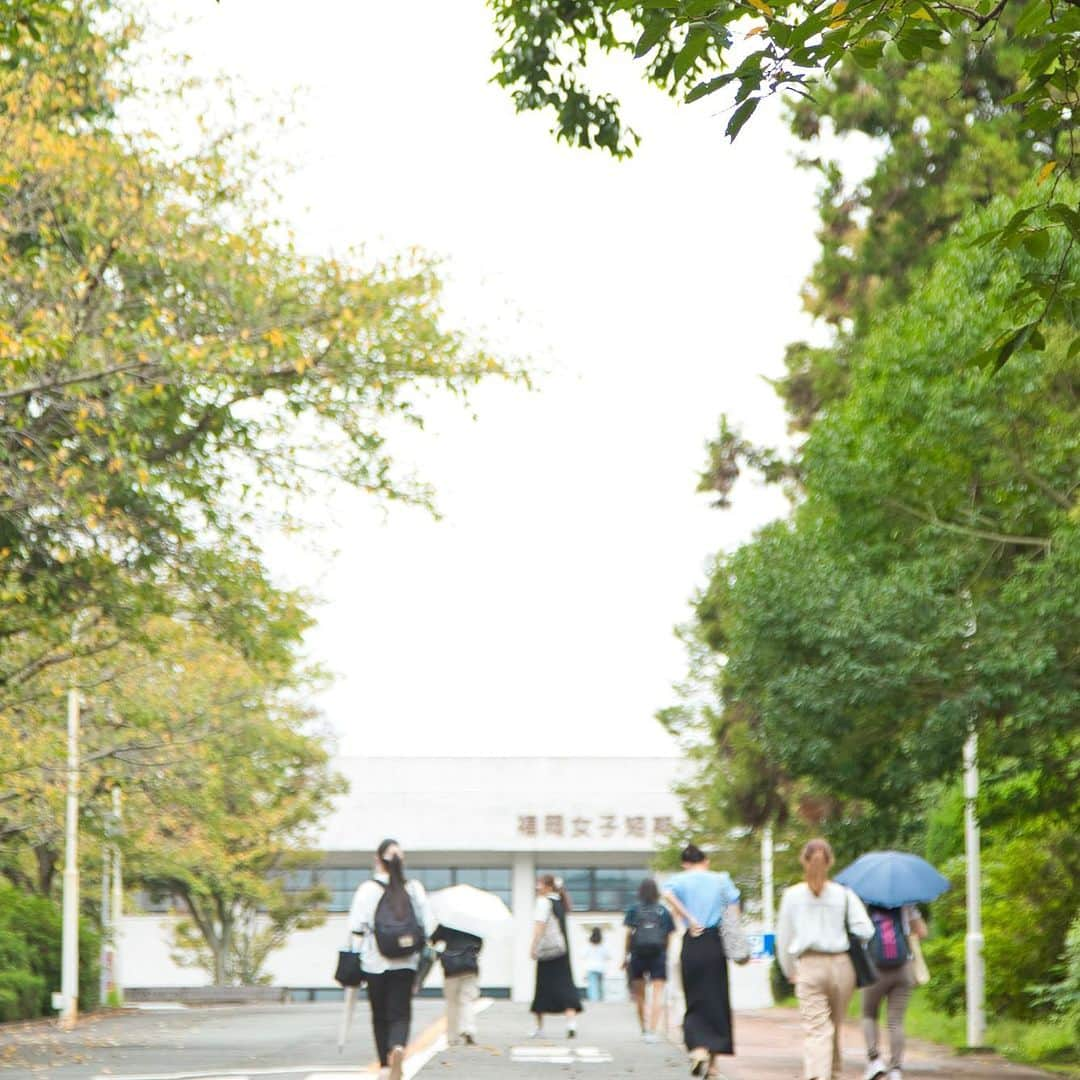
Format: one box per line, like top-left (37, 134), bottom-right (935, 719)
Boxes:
top-left (644, 1031), bottom-right (659, 1043)
top-left (528, 1027), bottom-right (543, 1039)
top-left (864, 1060), bottom-right (887, 1080)
top-left (886, 1071), bottom-right (902, 1080)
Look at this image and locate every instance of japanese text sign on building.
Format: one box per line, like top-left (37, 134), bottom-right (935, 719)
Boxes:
top-left (517, 813), bottom-right (674, 841)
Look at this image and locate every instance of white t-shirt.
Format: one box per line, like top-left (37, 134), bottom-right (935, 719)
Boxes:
top-left (533, 894), bottom-right (560, 923)
top-left (583, 943), bottom-right (609, 974)
top-left (348, 875), bottom-right (434, 975)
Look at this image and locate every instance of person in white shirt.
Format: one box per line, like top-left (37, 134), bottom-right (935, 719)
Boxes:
top-left (348, 840), bottom-right (434, 1080)
top-left (583, 927), bottom-right (610, 1002)
top-left (776, 838), bottom-right (874, 1080)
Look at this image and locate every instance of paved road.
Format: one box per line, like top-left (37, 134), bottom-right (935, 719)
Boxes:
top-left (0, 1002), bottom-right (1058, 1079)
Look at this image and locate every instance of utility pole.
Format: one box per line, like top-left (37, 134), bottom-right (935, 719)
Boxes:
top-left (963, 730), bottom-right (985, 1048)
top-left (60, 685), bottom-right (80, 1029)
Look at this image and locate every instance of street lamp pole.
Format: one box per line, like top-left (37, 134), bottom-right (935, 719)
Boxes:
top-left (60, 686), bottom-right (80, 1029)
top-left (963, 729), bottom-right (985, 1048)
top-left (761, 824), bottom-right (775, 934)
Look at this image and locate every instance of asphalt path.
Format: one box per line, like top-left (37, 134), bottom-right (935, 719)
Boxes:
top-left (0, 1001), bottom-right (1059, 1080)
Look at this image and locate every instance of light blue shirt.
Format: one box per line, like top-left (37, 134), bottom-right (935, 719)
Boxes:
top-left (666, 870), bottom-right (741, 929)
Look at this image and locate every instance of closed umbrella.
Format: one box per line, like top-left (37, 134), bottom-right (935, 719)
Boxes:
top-left (337, 985), bottom-right (359, 1053)
top-left (430, 884), bottom-right (513, 938)
top-left (835, 851), bottom-right (950, 907)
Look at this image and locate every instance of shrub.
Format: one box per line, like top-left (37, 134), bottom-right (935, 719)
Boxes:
top-left (0, 970), bottom-right (47, 1022)
top-left (0, 883), bottom-right (100, 1017)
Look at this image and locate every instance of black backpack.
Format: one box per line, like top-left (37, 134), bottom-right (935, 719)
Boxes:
top-left (631, 904), bottom-right (668, 955)
top-left (867, 906), bottom-right (911, 969)
top-left (373, 881), bottom-right (426, 959)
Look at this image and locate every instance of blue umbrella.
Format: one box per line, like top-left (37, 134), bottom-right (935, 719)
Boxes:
top-left (835, 851), bottom-right (950, 907)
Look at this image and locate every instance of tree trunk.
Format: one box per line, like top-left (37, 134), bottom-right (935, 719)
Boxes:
top-left (35, 844), bottom-right (58, 895)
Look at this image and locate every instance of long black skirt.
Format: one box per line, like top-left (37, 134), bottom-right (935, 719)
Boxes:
top-left (680, 930), bottom-right (733, 1055)
top-left (531, 955), bottom-right (583, 1015)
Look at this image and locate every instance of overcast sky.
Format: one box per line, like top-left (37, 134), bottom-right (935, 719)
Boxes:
top-left (146, 1), bottom-right (870, 758)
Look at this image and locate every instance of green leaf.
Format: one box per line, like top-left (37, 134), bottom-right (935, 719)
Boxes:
top-left (634, 15), bottom-right (672, 58)
top-left (1022, 228), bottom-right (1050, 259)
top-left (726, 96), bottom-right (760, 140)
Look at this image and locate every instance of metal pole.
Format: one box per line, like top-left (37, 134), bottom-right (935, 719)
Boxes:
top-left (60, 687), bottom-right (80, 1029)
top-left (100, 838), bottom-right (110, 1005)
top-left (963, 730), bottom-right (985, 1048)
top-left (111, 787), bottom-right (123, 1005)
top-left (761, 824), bottom-right (775, 933)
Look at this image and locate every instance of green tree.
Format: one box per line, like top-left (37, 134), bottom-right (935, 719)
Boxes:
top-left (488, 1), bottom-right (1078, 367)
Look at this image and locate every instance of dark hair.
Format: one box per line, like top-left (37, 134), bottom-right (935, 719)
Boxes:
top-left (638, 878), bottom-right (660, 904)
top-left (377, 838), bottom-right (409, 918)
top-left (589, 927), bottom-right (602, 945)
top-left (540, 873), bottom-right (572, 912)
top-left (680, 843), bottom-right (707, 865)
top-left (800, 837), bottom-right (835, 868)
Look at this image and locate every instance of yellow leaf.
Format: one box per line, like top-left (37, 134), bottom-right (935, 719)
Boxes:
top-left (137, 468), bottom-right (150, 485)
top-left (746, 0), bottom-right (775, 16)
top-left (831, 0), bottom-right (848, 15)
top-left (1037, 160), bottom-right (1056, 185)
top-left (911, 6), bottom-right (934, 17)
top-left (265, 328), bottom-right (286, 348)
top-left (108, 457), bottom-right (123, 474)
top-left (747, 24), bottom-right (767, 35)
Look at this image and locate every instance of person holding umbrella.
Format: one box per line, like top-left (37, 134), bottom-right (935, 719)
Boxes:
top-left (428, 881), bottom-right (514, 1048)
top-left (835, 852), bottom-right (947, 1080)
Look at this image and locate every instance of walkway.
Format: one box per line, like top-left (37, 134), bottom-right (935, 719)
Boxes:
top-left (0, 1001), bottom-right (1055, 1079)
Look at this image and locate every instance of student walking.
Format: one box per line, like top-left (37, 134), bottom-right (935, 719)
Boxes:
top-left (584, 928), bottom-right (610, 1002)
top-left (624, 877), bottom-right (675, 1043)
top-left (861, 905), bottom-right (928, 1080)
top-left (348, 840), bottom-right (434, 1080)
top-left (776, 838), bottom-right (874, 1080)
top-left (663, 844), bottom-right (742, 1078)
top-left (529, 874), bottom-right (583, 1038)
top-left (432, 923), bottom-right (482, 1046)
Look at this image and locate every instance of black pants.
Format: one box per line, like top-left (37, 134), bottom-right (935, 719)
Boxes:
top-left (681, 930), bottom-right (734, 1055)
top-left (366, 969), bottom-right (413, 1066)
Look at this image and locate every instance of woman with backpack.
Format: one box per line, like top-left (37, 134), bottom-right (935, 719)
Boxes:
top-left (860, 904), bottom-right (928, 1080)
top-left (528, 874), bottom-right (582, 1038)
top-left (624, 877), bottom-right (675, 1042)
top-left (776, 838), bottom-right (874, 1080)
top-left (348, 839), bottom-right (434, 1080)
top-left (663, 844), bottom-right (743, 1078)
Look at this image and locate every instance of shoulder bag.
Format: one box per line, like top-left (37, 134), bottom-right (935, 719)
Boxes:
top-left (721, 913), bottom-right (751, 964)
top-left (535, 899), bottom-right (568, 961)
top-left (845, 888), bottom-right (880, 988)
top-left (334, 933), bottom-right (365, 987)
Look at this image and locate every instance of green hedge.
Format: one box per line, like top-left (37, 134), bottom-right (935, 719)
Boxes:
top-left (0, 883), bottom-right (100, 1020)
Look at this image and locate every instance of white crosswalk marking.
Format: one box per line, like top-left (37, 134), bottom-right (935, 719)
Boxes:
top-left (509, 1045), bottom-right (615, 1064)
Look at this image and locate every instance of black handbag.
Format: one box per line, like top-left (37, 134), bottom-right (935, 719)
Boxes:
top-left (335, 948), bottom-right (364, 987)
top-left (845, 888), bottom-right (879, 988)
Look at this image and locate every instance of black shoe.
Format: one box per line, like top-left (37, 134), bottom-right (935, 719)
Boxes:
top-left (462, 1033), bottom-right (475, 1046)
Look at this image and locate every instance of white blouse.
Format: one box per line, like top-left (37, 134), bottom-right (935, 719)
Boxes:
top-left (347, 874), bottom-right (434, 975)
top-left (775, 881), bottom-right (874, 980)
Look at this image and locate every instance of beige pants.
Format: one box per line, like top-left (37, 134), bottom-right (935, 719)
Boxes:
top-left (795, 952), bottom-right (856, 1080)
top-left (444, 973), bottom-right (480, 1041)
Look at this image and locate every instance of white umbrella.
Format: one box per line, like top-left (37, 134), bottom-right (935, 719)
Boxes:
top-left (430, 884), bottom-right (513, 938)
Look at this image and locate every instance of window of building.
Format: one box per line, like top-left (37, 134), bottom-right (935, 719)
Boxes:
top-left (275, 866), bottom-right (513, 912)
top-left (537, 868), bottom-right (646, 912)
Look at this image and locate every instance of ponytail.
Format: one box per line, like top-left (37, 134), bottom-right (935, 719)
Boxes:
top-left (377, 838), bottom-right (410, 919)
top-left (540, 872), bottom-right (572, 912)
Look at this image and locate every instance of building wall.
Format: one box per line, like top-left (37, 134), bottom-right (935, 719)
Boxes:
top-left (120, 756), bottom-right (687, 1002)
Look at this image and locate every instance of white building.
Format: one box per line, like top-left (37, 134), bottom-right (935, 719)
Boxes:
top-left (120, 756), bottom-right (687, 1002)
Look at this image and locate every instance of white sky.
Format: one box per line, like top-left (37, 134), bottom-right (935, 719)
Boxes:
top-left (144, 1), bottom-right (867, 758)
